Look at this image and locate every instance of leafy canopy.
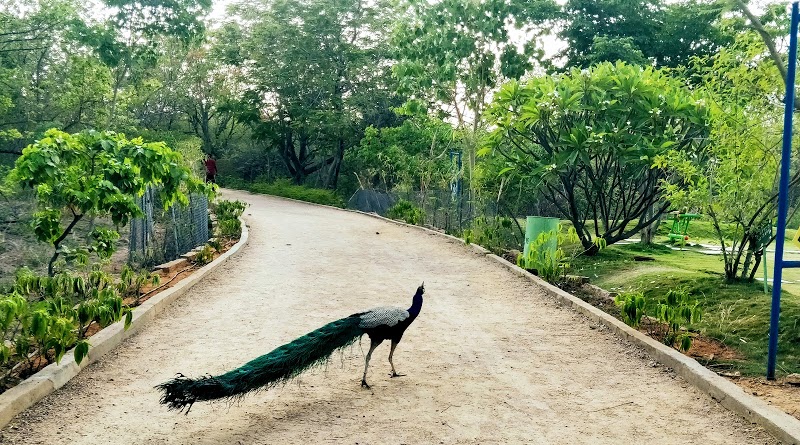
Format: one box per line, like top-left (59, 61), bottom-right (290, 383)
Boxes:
top-left (483, 62), bottom-right (709, 252)
top-left (12, 129), bottom-right (210, 274)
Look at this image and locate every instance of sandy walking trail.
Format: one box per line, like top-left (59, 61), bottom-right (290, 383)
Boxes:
top-left (0, 190), bottom-right (778, 444)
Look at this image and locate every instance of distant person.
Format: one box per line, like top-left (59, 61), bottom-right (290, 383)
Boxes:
top-left (204, 154), bottom-right (217, 184)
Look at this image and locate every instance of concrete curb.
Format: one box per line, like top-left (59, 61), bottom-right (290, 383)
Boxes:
top-left (485, 254), bottom-right (800, 444)
top-left (0, 218), bottom-right (250, 429)
top-left (224, 189), bottom-right (800, 443)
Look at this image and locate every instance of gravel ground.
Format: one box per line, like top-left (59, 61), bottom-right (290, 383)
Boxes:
top-left (0, 189), bottom-right (779, 444)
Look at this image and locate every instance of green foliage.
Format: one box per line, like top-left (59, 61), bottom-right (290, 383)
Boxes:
top-left (517, 225), bottom-right (581, 283)
top-left (194, 245), bottom-right (215, 265)
top-left (345, 117), bottom-right (457, 194)
top-left (654, 289), bottom-right (702, 352)
top-left (484, 62), bottom-right (709, 253)
top-left (212, 199), bottom-right (247, 240)
top-left (12, 129), bottom-right (210, 275)
top-left (462, 216), bottom-right (517, 254)
top-left (217, 219), bottom-right (241, 239)
top-left (117, 265), bottom-right (160, 305)
top-left (214, 200), bottom-right (246, 221)
top-left (393, 0), bottom-right (558, 125)
top-left (207, 238), bottom-right (223, 253)
top-left (661, 32), bottom-right (788, 281)
top-left (0, 266), bottom-right (134, 381)
top-left (387, 200), bottom-right (425, 225)
top-left (613, 281), bottom-right (702, 352)
top-left (225, 178), bottom-right (345, 208)
top-left (615, 291), bottom-right (647, 328)
top-left (231, 0), bottom-right (396, 187)
top-left (559, 0), bottom-right (732, 68)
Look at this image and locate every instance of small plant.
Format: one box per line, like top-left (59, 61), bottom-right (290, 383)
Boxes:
top-left (213, 199), bottom-right (246, 240)
top-left (518, 225), bottom-right (581, 284)
top-left (654, 288), bottom-right (702, 352)
top-left (615, 291), bottom-right (647, 328)
top-left (0, 267), bottom-right (134, 376)
top-left (214, 200), bottom-right (247, 220)
top-left (465, 217), bottom-right (516, 253)
top-left (117, 265), bottom-right (160, 305)
top-left (387, 200), bottom-right (425, 225)
top-left (207, 238), bottom-right (223, 253)
top-left (217, 219), bottom-right (241, 239)
top-left (194, 245), bottom-right (215, 265)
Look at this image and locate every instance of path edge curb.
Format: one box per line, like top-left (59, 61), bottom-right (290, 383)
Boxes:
top-left (0, 217), bottom-right (250, 429)
top-left (483, 254), bottom-right (800, 445)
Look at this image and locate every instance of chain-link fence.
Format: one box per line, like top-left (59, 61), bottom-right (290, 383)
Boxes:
top-left (128, 188), bottom-right (209, 269)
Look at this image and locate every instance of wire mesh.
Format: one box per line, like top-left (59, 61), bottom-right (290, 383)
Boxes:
top-left (128, 188), bottom-right (209, 269)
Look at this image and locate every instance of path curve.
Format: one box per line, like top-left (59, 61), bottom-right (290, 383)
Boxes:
top-left (0, 190), bottom-right (777, 444)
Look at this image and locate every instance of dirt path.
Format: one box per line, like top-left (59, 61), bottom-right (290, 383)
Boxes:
top-left (0, 190), bottom-right (778, 444)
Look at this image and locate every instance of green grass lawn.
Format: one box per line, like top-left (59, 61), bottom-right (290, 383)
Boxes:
top-left (569, 241), bottom-right (800, 376)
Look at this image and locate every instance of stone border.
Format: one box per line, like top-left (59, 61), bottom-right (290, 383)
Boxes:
top-left (0, 218), bottom-right (250, 429)
top-left (484, 255), bottom-right (800, 444)
top-left (232, 190), bottom-right (800, 444)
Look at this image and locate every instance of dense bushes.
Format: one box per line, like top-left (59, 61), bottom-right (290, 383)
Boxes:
top-left (222, 177), bottom-right (345, 208)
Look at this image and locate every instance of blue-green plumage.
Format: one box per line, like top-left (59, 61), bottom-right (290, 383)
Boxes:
top-left (157, 284), bottom-right (424, 413)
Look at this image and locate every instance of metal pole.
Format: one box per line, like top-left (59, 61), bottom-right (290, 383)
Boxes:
top-left (767, 0), bottom-right (800, 380)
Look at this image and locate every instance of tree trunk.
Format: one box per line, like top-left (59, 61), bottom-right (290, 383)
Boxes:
top-left (748, 250), bottom-right (763, 283)
top-left (48, 213), bottom-right (83, 276)
top-left (640, 204), bottom-right (659, 245)
top-left (326, 137), bottom-right (346, 189)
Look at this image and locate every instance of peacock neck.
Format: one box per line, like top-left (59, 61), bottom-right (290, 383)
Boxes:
top-left (407, 291), bottom-right (423, 317)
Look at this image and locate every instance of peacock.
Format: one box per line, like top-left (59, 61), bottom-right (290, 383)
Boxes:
top-left (156, 283), bottom-right (425, 413)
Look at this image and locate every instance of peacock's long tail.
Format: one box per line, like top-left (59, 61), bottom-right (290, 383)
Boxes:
top-left (156, 313), bottom-right (365, 413)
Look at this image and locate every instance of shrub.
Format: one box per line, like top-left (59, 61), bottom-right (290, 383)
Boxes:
top-left (462, 216), bottom-right (517, 254)
top-left (387, 200), bottom-right (425, 225)
top-left (212, 199), bottom-right (246, 240)
top-left (655, 288), bottom-right (702, 352)
top-left (517, 225), bottom-right (582, 284)
top-left (615, 292), bottom-right (647, 328)
top-left (214, 200), bottom-right (247, 220)
top-left (0, 266), bottom-right (134, 382)
top-left (224, 177), bottom-right (346, 208)
top-left (217, 218), bottom-right (241, 239)
top-left (194, 245), bottom-right (215, 265)
top-left (117, 265), bottom-right (160, 305)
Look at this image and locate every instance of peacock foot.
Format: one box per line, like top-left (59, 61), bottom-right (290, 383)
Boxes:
top-left (390, 372), bottom-right (405, 378)
top-left (361, 379), bottom-right (371, 389)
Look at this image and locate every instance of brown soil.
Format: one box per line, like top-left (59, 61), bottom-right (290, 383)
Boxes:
top-left (733, 378), bottom-right (800, 421)
top-left (0, 190), bottom-right (777, 444)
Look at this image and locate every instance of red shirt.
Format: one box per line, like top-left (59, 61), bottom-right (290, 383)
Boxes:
top-left (204, 158), bottom-right (217, 175)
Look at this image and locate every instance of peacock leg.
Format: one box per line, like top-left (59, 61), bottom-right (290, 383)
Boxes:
top-left (389, 340), bottom-right (405, 378)
top-left (362, 339), bottom-right (380, 389)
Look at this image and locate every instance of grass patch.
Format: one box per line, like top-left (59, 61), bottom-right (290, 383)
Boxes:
top-left (221, 177), bottom-right (345, 208)
top-left (571, 243), bottom-right (800, 376)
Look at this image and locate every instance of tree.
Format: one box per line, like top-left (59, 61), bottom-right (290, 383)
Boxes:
top-left (179, 43), bottom-right (247, 157)
top-left (662, 32), bottom-right (793, 281)
top-left (392, 0), bottom-right (558, 179)
top-left (345, 115), bottom-right (457, 194)
top-left (559, 0), bottom-right (733, 68)
top-left (81, 0), bottom-right (211, 126)
top-left (483, 62), bottom-right (709, 254)
top-left (11, 129), bottom-right (209, 275)
top-left (228, 0), bottom-right (394, 188)
top-left (0, 0), bottom-right (85, 153)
